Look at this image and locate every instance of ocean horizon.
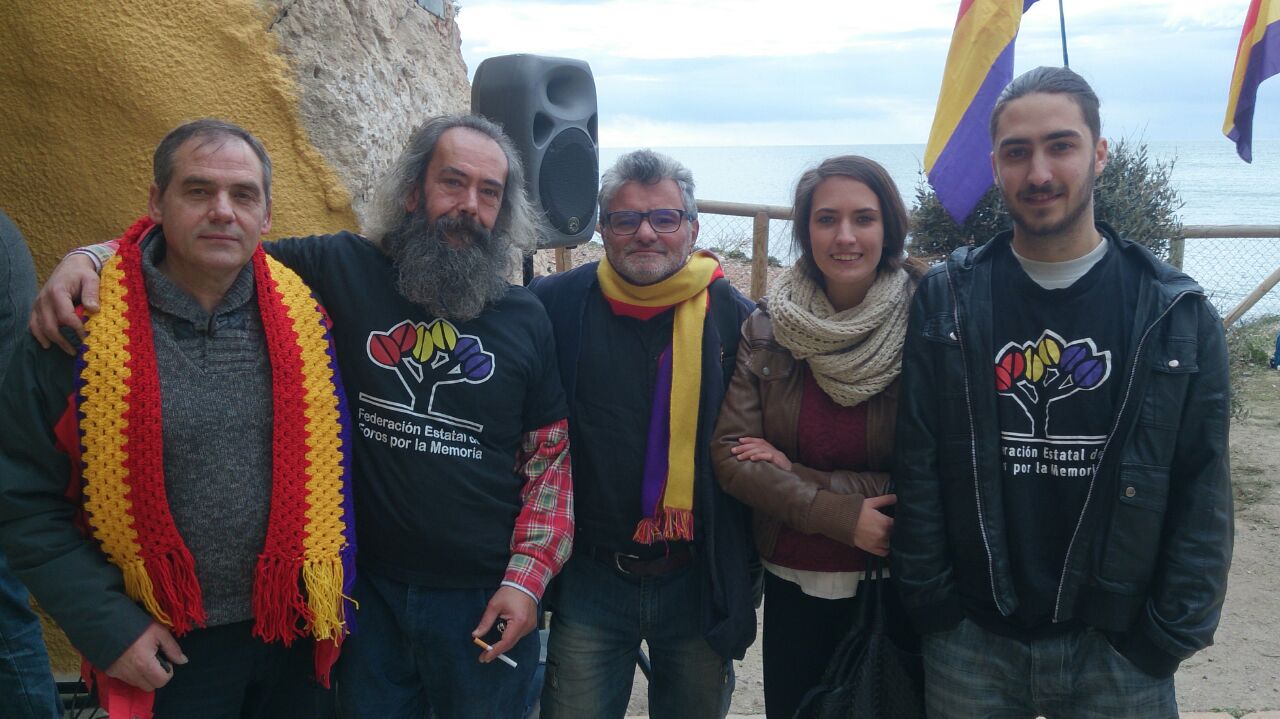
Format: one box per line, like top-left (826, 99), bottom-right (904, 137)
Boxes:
top-left (601, 138), bottom-right (1280, 227)
top-left (597, 139), bottom-right (1280, 318)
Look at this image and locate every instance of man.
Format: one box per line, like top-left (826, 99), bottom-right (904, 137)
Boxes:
top-left (892, 66), bottom-right (1233, 718)
top-left (1, 120), bottom-right (355, 718)
top-left (0, 209), bottom-right (62, 719)
top-left (530, 149), bottom-right (756, 719)
top-left (30, 114), bottom-right (573, 719)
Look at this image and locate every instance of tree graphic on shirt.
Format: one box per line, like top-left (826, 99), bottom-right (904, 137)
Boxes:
top-left (994, 330), bottom-right (1111, 437)
top-left (365, 319), bottom-right (495, 427)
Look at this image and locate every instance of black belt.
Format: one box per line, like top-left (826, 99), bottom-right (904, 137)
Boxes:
top-left (579, 543), bottom-right (693, 577)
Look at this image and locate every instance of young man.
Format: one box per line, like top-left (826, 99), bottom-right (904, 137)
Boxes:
top-left (892, 66), bottom-right (1233, 718)
top-left (531, 150), bottom-right (756, 719)
top-left (0, 120), bottom-right (355, 718)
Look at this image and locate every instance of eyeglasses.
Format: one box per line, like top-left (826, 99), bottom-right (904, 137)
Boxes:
top-left (604, 209), bottom-right (687, 235)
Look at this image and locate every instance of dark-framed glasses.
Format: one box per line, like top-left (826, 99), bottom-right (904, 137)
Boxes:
top-left (605, 209), bottom-right (687, 235)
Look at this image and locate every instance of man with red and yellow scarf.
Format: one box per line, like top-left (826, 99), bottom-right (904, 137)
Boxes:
top-left (0, 120), bottom-right (354, 719)
top-left (531, 150), bottom-right (757, 719)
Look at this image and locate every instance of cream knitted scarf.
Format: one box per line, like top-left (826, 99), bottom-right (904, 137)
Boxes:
top-left (768, 265), bottom-right (913, 407)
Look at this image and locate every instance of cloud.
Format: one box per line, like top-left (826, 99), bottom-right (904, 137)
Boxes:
top-left (459, 0), bottom-right (958, 60)
top-left (458, 0), bottom-right (1279, 145)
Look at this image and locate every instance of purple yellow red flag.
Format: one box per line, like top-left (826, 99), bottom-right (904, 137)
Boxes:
top-left (925, 0), bottom-right (1041, 222)
top-left (1224, 0), bottom-right (1280, 162)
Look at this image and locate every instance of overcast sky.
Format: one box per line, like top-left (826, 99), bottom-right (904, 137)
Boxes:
top-left (456, 0), bottom-right (1279, 148)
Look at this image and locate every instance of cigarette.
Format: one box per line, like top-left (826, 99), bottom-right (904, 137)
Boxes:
top-left (472, 636), bottom-right (519, 668)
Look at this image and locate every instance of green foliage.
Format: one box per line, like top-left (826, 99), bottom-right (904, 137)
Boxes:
top-left (908, 138), bottom-right (1184, 261)
top-left (768, 255), bottom-right (783, 268)
top-left (1224, 313), bottom-right (1280, 419)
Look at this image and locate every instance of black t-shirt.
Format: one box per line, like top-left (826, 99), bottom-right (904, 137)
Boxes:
top-left (267, 233), bottom-right (567, 587)
top-left (981, 239), bottom-right (1137, 635)
top-left (570, 291), bottom-right (686, 559)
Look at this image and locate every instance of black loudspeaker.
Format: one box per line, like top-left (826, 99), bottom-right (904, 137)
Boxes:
top-left (471, 54), bottom-right (599, 249)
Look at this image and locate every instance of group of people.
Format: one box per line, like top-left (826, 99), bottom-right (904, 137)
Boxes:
top-left (0, 65), bottom-right (1232, 719)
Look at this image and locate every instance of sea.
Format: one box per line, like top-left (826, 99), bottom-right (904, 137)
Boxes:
top-left (600, 139), bottom-right (1280, 318)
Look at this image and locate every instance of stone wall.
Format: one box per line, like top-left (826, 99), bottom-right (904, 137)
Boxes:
top-left (0, 0), bottom-right (471, 278)
top-left (263, 0), bottom-right (472, 227)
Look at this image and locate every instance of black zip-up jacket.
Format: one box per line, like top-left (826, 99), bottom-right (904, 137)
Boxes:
top-left (891, 224), bottom-right (1233, 678)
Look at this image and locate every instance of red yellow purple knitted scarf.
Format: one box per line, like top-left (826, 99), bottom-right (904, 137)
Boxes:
top-left (76, 218), bottom-right (355, 681)
top-left (597, 250), bottom-right (723, 543)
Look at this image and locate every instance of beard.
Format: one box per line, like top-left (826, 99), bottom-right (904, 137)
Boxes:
top-left (381, 211), bottom-right (513, 322)
top-left (1006, 169), bottom-right (1096, 240)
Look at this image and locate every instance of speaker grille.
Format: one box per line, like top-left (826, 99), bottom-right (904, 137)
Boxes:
top-left (539, 127), bottom-right (598, 236)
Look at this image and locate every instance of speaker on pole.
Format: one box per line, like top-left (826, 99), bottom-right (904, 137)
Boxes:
top-left (471, 54), bottom-right (599, 249)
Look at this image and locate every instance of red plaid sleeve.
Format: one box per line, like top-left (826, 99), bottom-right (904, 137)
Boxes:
top-left (502, 418), bottom-right (573, 602)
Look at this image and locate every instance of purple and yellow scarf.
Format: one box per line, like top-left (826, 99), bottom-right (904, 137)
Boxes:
top-left (597, 250), bottom-right (723, 543)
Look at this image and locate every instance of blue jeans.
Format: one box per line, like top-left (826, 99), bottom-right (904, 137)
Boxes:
top-left (540, 553), bottom-right (734, 719)
top-left (336, 569), bottom-right (539, 719)
top-left (0, 551), bottom-right (60, 719)
top-left (923, 617), bottom-right (1177, 719)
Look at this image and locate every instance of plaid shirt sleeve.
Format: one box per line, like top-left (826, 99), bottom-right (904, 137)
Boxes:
top-left (501, 418), bottom-right (573, 602)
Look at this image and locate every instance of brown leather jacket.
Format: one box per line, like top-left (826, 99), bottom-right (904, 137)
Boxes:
top-left (711, 300), bottom-right (897, 560)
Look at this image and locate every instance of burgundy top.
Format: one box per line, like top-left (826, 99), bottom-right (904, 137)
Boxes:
top-left (768, 366), bottom-right (871, 573)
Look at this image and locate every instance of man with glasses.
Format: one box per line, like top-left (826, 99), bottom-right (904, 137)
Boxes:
top-left (530, 149), bottom-right (757, 719)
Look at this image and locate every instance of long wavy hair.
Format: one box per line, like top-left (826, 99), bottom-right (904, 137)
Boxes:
top-left (364, 114), bottom-right (543, 252)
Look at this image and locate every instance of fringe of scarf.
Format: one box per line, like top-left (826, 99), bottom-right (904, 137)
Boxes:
top-left (78, 218), bottom-right (354, 689)
top-left (596, 250), bottom-right (722, 543)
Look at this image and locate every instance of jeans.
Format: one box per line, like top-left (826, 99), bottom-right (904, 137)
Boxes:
top-left (0, 550), bottom-right (60, 719)
top-left (923, 617), bottom-right (1177, 719)
top-left (540, 552), bottom-right (734, 719)
top-left (336, 568), bottom-right (539, 719)
top-left (152, 620), bottom-right (330, 719)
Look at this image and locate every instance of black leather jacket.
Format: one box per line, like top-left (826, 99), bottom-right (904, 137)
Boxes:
top-left (891, 224), bottom-right (1233, 678)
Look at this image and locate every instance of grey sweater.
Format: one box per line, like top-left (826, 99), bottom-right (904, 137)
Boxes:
top-left (139, 233), bottom-right (273, 626)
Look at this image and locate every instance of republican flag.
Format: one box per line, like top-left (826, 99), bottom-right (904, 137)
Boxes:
top-left (925, 0), bottom-right (1041, 223)
top-left (1224, 0), bottom-right (1280, 162)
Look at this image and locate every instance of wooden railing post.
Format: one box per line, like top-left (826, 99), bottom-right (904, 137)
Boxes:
top-left (555, 246), bottom-right (573, 273)
top-left (1168, 237), bottom-right (1184, 270)
top-left (751, 211), bottom-right (769, 301)
top-left (1224, 265), bottom-right (1280, 327)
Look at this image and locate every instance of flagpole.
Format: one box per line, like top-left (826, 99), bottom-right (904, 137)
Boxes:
top-left (1058, 0), bottom-right (1070, 66)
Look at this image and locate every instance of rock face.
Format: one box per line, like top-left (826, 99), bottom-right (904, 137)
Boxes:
top-left (263, 0), bottom-right (472, 229)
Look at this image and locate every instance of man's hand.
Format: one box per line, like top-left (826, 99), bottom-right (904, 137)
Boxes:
top-left (29, 252), bottom-right (101, 354)
top-left (853, 493), bottom-right (897, 557)
top-left (731, 436), bottom-right (793, 471)
top-left (105, 622), bottom-right (188, 692)
top-left (471, 586), bottom-right (537, 663)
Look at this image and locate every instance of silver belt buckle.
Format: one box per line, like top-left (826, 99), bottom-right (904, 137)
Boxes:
top-left (613, 552), bottom-right (641, 575)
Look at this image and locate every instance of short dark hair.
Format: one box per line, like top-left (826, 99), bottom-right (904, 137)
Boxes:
top-left (791, 155), bottom-right (911, 282)
top-left (153, 119), bottom-right (273, 201)
top-left (989, 66), bottom-right (1101, 142)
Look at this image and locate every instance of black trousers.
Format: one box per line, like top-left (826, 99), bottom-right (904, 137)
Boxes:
top-left (762, 571), bottom-right (861, 719)
top-left (147, 620), bottom-right (333, 719)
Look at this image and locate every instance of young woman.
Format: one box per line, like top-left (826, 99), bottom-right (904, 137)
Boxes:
top-left (712, 155), bottom-right (924, 718)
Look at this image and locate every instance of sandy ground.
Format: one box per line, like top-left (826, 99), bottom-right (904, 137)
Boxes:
top-left (535, 245), bottom-right (1278, 715)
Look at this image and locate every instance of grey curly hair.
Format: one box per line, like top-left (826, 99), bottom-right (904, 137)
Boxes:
top-left (365, 114), bottom-right (542, 251)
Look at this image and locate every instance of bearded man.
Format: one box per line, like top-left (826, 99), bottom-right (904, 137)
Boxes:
top-left (29, 114), bottom-right (573, 719)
